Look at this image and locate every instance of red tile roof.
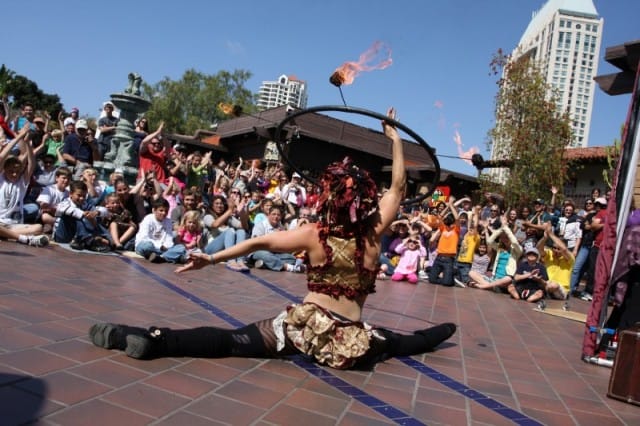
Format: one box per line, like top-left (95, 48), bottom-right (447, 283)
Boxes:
top-left (564, 146), bottom-right (609, 161)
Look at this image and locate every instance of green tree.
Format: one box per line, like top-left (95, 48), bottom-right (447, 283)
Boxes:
top-left (142, 69), bottom-right (256, 134)
top-left (484, 50), bottom-right (573, 207)
top-left (1, 65), bottom-right (63, 116)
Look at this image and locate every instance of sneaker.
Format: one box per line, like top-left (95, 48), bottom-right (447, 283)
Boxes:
top-left (453, 278), bottom-right (467, 288)
top-left (254, 259), bottom-right (264, 269)
top-left (27, 235), bottom-right (49, 247)
top-left (293, 264), bottom-right (306, 273)
top-left (69, 238), bottom-right (85, 250)
top-left (377, 271), bottom-right (388, 281)
top-left (148, 253), bottom-right (165, 263)
top-left (580, 293), bottom-right (593, 302)
top-left (418, 270), bottom-right (428, 281)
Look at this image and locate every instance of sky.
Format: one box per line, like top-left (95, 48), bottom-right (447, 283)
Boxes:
top-left (2, 0), bottom-right (637, 175)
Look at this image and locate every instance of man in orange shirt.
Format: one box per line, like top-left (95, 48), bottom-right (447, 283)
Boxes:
top-left (429, 198), bottom-right (460, 286)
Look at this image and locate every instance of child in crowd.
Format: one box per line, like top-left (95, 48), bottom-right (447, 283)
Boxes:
top-left (428, 197), bottom-right (460, 287)
top-left (102, 193), bottom-right (137, 251)
top-left (453, 206), bottom-right (481, 287)
top-left (177, 210), bottom-right (203, 253)
top-left (467, 241), bottom-right (491, 286)
top-left (53, 180), bottom-right (111, 251)
top-left (509, 247), bottom-right (548, 303)
top-left (135, 198), bottom-right (187, 263)
top-left (391, 235), bottom-right (427, 284)
top-left (36, 167), bottom-right (72, 231)
top-left (162, 176), bottom-right (181, 218)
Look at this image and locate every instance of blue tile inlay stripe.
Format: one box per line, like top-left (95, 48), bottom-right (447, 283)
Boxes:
top-left (243, 272), bottom-right (543, 426)
top-left (119, 257), bottom-right (425, 425)
top-left (398, 357), bottom-right (543, 426)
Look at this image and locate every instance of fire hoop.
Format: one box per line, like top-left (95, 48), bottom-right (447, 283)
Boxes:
top-left (273, 105), bottom-right (440, 205)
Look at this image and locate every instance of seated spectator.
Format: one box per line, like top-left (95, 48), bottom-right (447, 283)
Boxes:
top-left (170, 188), bottom-right (202, 232)
top-left (0, 127), bottom-right (48, 246)
top-left (177, 210), bottom-right (204, 253)
top-left (102, 193), bottom-right (137, 251)
top-left (114, 178), bottom-right (146, 225)
top-left (59, 107), bottom-right (80, 134)
top-left (187, 150), bottom-right (212, 194)
top-left (53, 181), bottom-right (111, 251)
top-left (135, 198), bottom-right (187, 263)
top-left (32, 154), bottom-right (59, 189)
top-left (81, 168), bottom-right (105, 206)
top-left (391, 235), bottom-right (426, 284)
top-left (252, 197), bottom-right (274, 226)
top-left (203, 194), bottom-right (249, 272)
top-left (508, 247), bottom-right (547, 303)
top-left (468, 222), bottom-right (522, 291)
top-left (249, 204), bottom-right (303, 273)
top-left (281, 172), bottom-right (307, 211)
top-left (539, 225), bottom-right (572, 300)
top-left (379, 218), bottom-right (411, 278)
top-left (288, 207), bottom-right (312, 230)
top-left (37, 167), bottom-right (72, 232)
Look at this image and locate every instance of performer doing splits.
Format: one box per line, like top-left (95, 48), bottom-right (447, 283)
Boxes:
top-left (89, 108), bottom-right (456, 370)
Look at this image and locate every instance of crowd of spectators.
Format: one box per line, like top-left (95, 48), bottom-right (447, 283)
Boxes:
top-left (0, 100), bottom-right (612, 301)
top-left (379, 186), bottom-right (610, 304)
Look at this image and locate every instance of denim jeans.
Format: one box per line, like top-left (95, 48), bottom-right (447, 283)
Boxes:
top-left (135, 241), bottom-right (187, 263)
top-left (53, 216), bottom-right (111, 244)
top-left (250, 250), bottom-right (296, 271)
top-left (429, 255), bottom-right (455, 286)
top-left (569, 245), bottom-right (591, 293)
top-left (455, 261), bottom-right (472, 283)
top-left (204, 228), bottom-right (247, 262)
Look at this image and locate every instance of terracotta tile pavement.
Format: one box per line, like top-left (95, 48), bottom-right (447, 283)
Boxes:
top-left (0, 243), bottom-right (638, 425)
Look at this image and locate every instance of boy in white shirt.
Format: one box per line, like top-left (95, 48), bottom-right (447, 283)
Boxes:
top-left (37, 167), bottom-right (71, 230)
top-left (135, 198), bottom-right (187, 263)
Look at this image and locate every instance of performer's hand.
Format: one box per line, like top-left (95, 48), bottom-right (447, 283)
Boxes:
top-left (174, 252), bottom-right (211, 274)
top-left (382, 107), bottom-right (399, 141)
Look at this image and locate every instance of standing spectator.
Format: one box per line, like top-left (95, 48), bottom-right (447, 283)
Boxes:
top-left (138, 122), bottom-right (169, 184)
top-left (569, 198), bottom-right (597, 296)
top-left (281, 172), bottom-right (307, 210)
top-left (581, 197), bottom-right (607, 301)
top-left (62, 119), bottom-right (99, 180)
top-left (11, 103), bottom-right (35, 133)
top-left (97, 101), bottom-right (119, 159)
top-left (454, 206), bottom-right (481, 287)
top-left (428, 198), bottom-right (460, 287)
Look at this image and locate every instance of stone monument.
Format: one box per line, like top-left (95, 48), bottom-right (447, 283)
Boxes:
top-left (94, 73), bottom-right (151, 183)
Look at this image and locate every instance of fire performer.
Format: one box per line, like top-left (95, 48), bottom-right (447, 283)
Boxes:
top-left (89, 108), bottom-right (456, 370)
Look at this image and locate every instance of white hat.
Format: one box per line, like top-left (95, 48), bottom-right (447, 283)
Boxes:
top-left (75, 119), bottom-right (88, 130)
top-left (594, 197), bottom-right (607, 206)
top-left (63, 117), bottom-right (76, 127)
top-left (292, 172), bottom-right (301, 179)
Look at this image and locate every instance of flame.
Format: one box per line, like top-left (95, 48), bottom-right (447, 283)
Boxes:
top-left (453, 130), bottom-right (480, 165)
top-left (217, 102), bottom-right (243, 117)
top-left (330, 41), bottom-right (393, 86)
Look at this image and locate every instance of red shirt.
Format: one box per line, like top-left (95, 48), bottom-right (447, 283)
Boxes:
top-left (139, 148), bottom-right (168, 183)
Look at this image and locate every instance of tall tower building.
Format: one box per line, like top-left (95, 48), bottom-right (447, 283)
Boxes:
top-left (257, 74), bottom-right (308, 110)
top-left (490, 0), bottom-right (603, 176)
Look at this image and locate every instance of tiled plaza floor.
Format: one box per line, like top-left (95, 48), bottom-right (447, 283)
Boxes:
top-left (1, 242), bottom-right (639, 425)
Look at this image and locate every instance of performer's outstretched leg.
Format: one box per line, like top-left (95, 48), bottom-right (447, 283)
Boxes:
top-left (356, 322), bottom-right (457, 368)
top-left (89, 319), bottom-right (290, 360)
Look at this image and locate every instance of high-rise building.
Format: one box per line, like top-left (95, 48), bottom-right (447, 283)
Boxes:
top-left (257, 74), bottom-right (308, 110)
top-left (490, 0), bottom-right (603, 174)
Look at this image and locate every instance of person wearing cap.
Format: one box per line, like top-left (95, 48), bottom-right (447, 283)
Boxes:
top-left (97, 101), bottom-right (119, 160)
top-left (580, 197), bottom-right (608, 301)
top-left (62, 119), bottom-right (99, 180)
top-left (281, 171), bottom-right (307, 210)
top-left (58, 107), bottom-right (79, 135)
top-left (509, 245), bottom-right (548, 302)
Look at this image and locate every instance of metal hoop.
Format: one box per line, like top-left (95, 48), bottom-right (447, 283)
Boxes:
top-left (273, 105), bottom-right (440, 205)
